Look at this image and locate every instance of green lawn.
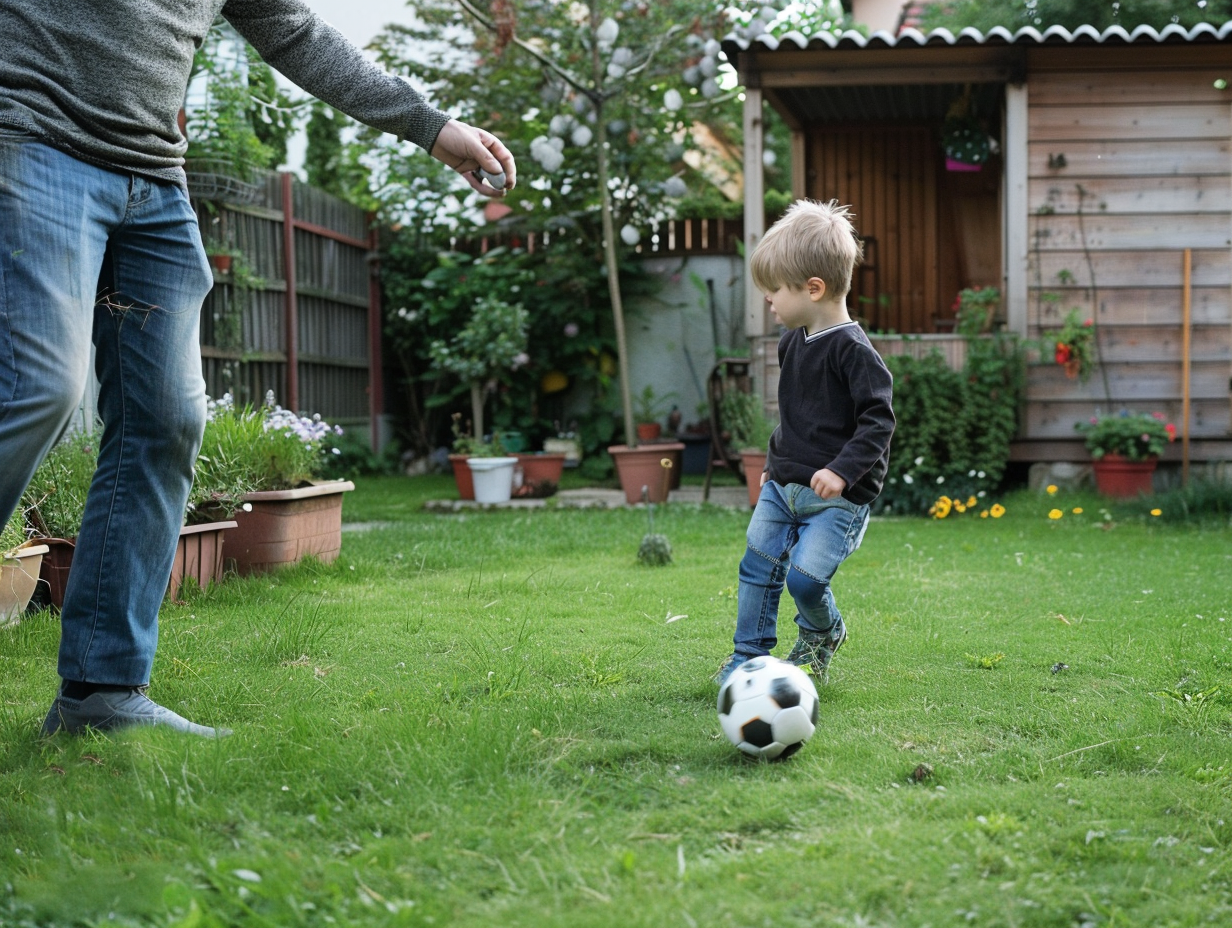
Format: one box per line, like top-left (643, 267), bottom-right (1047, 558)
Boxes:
top-left (2, 477), bottom-right (1229, 927)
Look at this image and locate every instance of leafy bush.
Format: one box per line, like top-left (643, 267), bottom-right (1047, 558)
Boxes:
top-left (878, 333), bottom-right (1025, 515)
top-left (382, 240), bottom-right (653, 458)
top-left (1, 508), bottom-right (28, 556)
top-left (22, 429), bottom-right (98, 538)
top-left (719, 391), bottom-right (776, 451)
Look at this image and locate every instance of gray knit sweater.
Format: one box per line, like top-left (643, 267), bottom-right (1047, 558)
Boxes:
top-left (0, 0), bottom-right (452, 181)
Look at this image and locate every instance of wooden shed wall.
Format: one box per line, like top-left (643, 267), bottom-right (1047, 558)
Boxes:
top-left (1023, 51), bottom-right (1232, 452)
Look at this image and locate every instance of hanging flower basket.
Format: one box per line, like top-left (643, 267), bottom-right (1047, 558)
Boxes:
top-left (942, 116), bottom-right (990, 172)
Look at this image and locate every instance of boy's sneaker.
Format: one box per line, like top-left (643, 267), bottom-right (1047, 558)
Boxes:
top-left (786, 622), bottom-right (847, 681)
top-left (41, 685), bottom-right (230, 738)
top-left (713, 653), bottom-right (749, 687)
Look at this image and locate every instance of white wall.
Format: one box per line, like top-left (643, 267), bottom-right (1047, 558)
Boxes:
top-left (851, 0), bottom-right (909, 33)
top-left (625, 255), bottom-right (747, 431)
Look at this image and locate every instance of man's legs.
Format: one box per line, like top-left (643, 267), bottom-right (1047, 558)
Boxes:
top-left (57, 173), bottom-right (212, 688)
top-left (0, 133), bottom-right (220, 734)
top-left (0, 132), bottom-right (109, 526)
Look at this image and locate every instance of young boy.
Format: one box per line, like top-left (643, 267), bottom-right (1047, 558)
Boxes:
top-left (715, 200), bottom-right (894, 686)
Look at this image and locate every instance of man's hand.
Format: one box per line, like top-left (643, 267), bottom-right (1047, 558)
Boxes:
top-left (810, 467), bottom-right (846, 500)
top-left (430, 119), bottom-right (517, 197)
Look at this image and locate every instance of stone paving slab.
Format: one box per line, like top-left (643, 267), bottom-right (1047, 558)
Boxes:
top-left (420, 485), bottom-right (751, 513)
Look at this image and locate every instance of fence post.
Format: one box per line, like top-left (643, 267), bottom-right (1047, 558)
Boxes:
top-left (368, 215), bottom-right (383, 454)
top-left (281, 171), bottom-right (299, 411)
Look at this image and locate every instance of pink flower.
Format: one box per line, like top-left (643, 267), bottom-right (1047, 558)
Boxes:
top-left (563, 322), bottom-right (579, 337)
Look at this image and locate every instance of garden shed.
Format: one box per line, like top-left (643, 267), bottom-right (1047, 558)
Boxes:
top-left (725, 21), bottom-right (1232, 468)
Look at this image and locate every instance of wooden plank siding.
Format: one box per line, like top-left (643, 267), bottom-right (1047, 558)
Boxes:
top-left (805, 123), bottom-right (1002, 336)
top-left (1023, 63), bottom-right (1232, 446)
top-left (193, 175), bottom-right (377, 428)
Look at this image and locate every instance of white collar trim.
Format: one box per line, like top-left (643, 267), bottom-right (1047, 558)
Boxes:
top-left (803, 320), bottom-right (859, 342)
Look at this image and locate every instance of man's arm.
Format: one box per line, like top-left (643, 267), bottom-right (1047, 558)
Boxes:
top-left (222, 0), bottom-right (514, 194)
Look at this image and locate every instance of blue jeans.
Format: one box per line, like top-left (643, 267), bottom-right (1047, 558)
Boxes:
top-left (0, 130), bottom-right (211, 685)
top-left (733, 481), bottom-right (870, 659)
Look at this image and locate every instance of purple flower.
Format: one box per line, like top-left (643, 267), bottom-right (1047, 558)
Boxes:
top-left (563, 322), bottom-right (579, 338)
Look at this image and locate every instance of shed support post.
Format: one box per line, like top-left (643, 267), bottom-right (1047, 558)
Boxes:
top-left (1003, 81), bottom-right (1029, 338)
top-left (743, 87), bottom-right (765, 341)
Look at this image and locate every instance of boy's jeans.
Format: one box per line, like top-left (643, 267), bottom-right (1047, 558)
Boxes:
top-left (0, 129), bottom-right (212, 685)
top-left (733, 481), bottom-right (870, 659)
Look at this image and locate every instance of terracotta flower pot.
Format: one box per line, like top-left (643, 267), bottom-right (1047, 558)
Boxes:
top-left (739, 450), bottom-right (768, 508)
top-left (635, 422), bottom-right (662, 442)
top-left (1091, 454), bottom-right (1157, 498)
top-left (608, 443), bottom-right (684, 505)
top-left (514, 452), bottom-right (566, 498)
top-left (37, 537), bottom-right (76, 611)
top-left (449, 453), bottom-right (475, 500)
top-left (223, 480), bottom-right (355, 575)
top-left (1, 543), bottom-right (49, 627)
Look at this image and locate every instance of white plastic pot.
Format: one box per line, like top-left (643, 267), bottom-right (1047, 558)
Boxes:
top-left (466, 456), bottom-right (518, 504)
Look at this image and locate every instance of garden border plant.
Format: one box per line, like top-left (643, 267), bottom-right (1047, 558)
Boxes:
top-left (878, 288), bottom-right (1025, 514)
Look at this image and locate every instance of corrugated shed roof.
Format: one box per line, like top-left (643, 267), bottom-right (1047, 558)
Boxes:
top-left (723, 20), bottom-right (1232, 56)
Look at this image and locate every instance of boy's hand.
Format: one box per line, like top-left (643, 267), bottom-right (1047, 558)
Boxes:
top-left (810, 468), bottom-right (846, 500)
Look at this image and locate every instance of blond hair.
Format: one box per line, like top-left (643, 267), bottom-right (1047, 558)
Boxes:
top-left (749, 199), bottom-right (863, 298)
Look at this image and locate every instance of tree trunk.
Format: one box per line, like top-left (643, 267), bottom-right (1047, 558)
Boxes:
top-left (591, 4), bottom-right (636, 449)
top-left (470, 380), bottom-right (484, 444)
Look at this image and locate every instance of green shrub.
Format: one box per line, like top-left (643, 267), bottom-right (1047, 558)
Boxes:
top-left (21, 429), bottom-right (98, 538)
top-left (718, 391), bottom-right (776, 451)
top-left (1, 508), bottom-right (28, 556)
top-left (878, 332), bottom-right (1024, 515)
top-left (1116, 478), bottom-right (1232, 525)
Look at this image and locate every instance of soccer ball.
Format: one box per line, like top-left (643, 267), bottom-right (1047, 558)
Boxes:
top-left (717, 656), bottom-right (819, 760)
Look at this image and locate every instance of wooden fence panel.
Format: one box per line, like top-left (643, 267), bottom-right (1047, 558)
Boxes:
top-left (193, 172), bottom-right (377, 433)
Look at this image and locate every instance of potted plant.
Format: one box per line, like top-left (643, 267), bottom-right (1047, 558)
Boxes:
top-left (1, 509), bottom-right (47, 626)
top-left (1075, 410), bottom-right (1176, 497)
top-left (465, 438), bottom-right (519, 505)
top-left (1046, 309), bottom-right (1096, 381)
top-left (632, 385), bottom-right (677, 442)
top-left (720, 390), bottom-right (778, 508)
top-left (193, 392), bottom-right (353, 575)
top-left (429, 296), bottom-right (530, 455)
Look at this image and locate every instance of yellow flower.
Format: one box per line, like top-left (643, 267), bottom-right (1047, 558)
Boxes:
top-left (954, 501), bottom-right (967, 513)
top-left (1072, 507), bottom-right (1083, 515)
top-left (932, 497), bottom-right (952, 519)
top-left (1046, 485), bottom-right (1058, 495)
top-left (1048, 509), bottom-right (1064, 520)
top-left (980, 510), bottom-right (989, 518)
top-left (1150, 508), bottom-right (1162, 517)
top-left (967, 496), bottom-right (977, 508)
top-left (990, 504), bottom-right (1005, 518)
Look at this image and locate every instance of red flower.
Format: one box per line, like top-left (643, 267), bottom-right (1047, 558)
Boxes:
top-left (1055, 342), bottom-right (1072, 364)
top-left (1165, 423), bottom-right (1177, 441)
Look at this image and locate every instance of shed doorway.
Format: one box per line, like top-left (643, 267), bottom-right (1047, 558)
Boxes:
top-left (797, 87), bottom-right (1004, 335)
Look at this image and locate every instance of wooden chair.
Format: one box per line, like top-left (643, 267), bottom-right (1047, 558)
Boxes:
top-left (702, 357), bottom-right (753, 501)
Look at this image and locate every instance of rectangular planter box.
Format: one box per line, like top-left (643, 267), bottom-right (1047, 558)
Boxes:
top-left (169, 521), bottom-right (237, 600)
top-left (223, 480), bottom-right (355, 576)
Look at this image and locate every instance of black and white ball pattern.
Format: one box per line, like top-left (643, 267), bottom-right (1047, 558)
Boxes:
top-left (717, 656), bottom-right (819, 760)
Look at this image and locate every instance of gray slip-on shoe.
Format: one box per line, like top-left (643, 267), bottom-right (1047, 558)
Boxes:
top-left (41, 686), bottom-right (230, 738)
